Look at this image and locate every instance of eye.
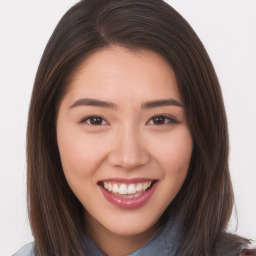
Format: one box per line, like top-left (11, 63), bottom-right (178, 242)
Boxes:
top-left (147, 115), bottom-right (178, 125)
top-left (80, 116), bottom-right (108, 125)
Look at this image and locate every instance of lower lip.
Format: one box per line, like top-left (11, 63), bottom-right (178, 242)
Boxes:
top-left (99, 182), bottom-right (158, 210)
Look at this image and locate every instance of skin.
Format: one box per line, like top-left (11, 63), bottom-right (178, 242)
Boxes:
top-left (56, 46), bottom-right (193, 256)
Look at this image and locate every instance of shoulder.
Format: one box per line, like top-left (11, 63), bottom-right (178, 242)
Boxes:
top-left (215, 232), bottom-right (256, 256)
top-left (240, 240), bottom-right (256, 255)
top-left (240, 249), bottom-right (256, 256)
top-left (12, 242), bottom-right (35, 256)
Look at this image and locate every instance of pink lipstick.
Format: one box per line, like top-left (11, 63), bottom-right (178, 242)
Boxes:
top-left (98, 179), bottom-right (158, 210)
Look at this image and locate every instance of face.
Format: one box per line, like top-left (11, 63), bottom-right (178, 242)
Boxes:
top-left (56, 46), bottom-right (193, 239)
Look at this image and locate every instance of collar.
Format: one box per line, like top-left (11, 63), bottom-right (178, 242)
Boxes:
top-left (83, 210), bottom-right (181, 256)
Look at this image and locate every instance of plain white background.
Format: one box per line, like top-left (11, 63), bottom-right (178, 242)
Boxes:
top-left (0, 0), bottom-right (255, 255)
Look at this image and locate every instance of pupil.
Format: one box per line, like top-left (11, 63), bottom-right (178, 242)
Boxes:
top-left (91, 117), bottom-right (102, 125)
top-left (153, 116), bottom-right (165, 125)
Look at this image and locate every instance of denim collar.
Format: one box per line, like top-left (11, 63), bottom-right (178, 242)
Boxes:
top-left (83, 211), bottom-right (181, 256)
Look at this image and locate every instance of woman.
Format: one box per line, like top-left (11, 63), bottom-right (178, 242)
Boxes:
top-left (13, 0), bottom-right (255, 255)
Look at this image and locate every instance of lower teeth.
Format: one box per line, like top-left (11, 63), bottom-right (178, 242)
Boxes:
top-left (111, 191), bottom-right (144, 198)
top-left (120, 193), bottom-right (142, 199)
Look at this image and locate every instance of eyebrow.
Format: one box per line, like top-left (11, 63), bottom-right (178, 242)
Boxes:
top-left (141, 99), bottom-right (183, 109)
top-left (69, 98), bottom-right (183, 110)
top-left (70, 98), bottom-right (118, 110)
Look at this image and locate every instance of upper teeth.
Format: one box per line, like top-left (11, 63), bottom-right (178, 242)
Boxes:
top-left (103, 181), bottom-right (152, 195)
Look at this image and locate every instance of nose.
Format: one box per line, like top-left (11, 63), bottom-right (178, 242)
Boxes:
top-left (107, 126), bottom-right (150, 169)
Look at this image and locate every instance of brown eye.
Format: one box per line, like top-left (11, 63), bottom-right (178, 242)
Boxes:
top-left (89, 117), bottom-right (103, 125)
top-left (152, 115), bottom-right (166, 125)
top-left (147, 115), bottom-right (179, 125)
top-left (81, 116), bottom-right (107, 125)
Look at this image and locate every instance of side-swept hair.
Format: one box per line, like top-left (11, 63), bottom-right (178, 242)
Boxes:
top-left (27, 0), bottom-right (244, 255)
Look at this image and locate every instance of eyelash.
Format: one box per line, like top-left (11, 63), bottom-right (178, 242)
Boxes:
top-left (146, 115), bottom-right (179, 125)
top-left (79, 116), bottom-right (108, 125)
top-left (79, 114), bottom-right (179, 126)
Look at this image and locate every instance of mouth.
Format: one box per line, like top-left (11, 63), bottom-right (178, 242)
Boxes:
top-left (98, 179), bottom-right (158, 209)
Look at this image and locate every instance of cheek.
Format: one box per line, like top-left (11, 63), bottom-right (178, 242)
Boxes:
top-left (150, 127), bottom-right (193, 176)
top-left (57, 124), bottom-right (108, 180)
top-left (153, 127), bottom-right (193, 205)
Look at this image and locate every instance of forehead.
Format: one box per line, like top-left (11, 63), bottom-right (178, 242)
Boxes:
top-left (63, 45), bottom-right (181, 105)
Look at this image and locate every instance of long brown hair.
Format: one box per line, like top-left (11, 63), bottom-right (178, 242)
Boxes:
top-left (27, 0), bottom-right (245, 255)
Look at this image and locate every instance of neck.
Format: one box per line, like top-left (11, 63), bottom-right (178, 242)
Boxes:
top-left (84, 213), bottom-right (161, 256)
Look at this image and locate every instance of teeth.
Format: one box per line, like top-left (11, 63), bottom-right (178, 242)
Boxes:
top-left (127, 184), bottom-right (136, 194)
top-left (102, 181), bottom-right (152, 195)
top-left (136, 183), bottom-right (143, 192)
top-left (112, 184), bottom-right (119, 193)
top-left (142, 182), bottom-right (149, 190)
top-left (107, 183), bottom-right (112, 192)
top-left (121, 193), bottom-right (142, 199)
top-left (119, 184), bottom-right (127, 194)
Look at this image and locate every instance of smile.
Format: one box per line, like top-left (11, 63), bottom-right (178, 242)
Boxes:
top-left (103, 181), bottom-right (152, 196)
top-left (98, 179), bottom-right (158, 209)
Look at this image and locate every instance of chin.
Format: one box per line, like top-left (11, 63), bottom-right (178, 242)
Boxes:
top-left (102, 213), bottom-right (160, 237)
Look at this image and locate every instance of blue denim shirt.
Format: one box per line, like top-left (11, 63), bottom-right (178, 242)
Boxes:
top-left (12, 213), bottom-right (253, 256)
top-left (12, 242), bottom-right (34, 256)
top-left (12, 213), bottom-right (180, 256)
top-left (83, 213), bottom-right (181, 256)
